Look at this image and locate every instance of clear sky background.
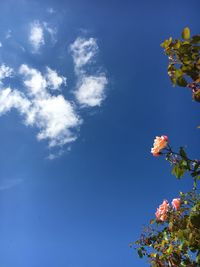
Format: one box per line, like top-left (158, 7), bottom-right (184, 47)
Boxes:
top-left (0, 0), bottom-right (199, 266)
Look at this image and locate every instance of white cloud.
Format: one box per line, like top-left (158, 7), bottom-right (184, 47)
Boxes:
top-left (0, 87), bottom-right (30, 114)
top-left (0, 64), bottom-right (13, 82)
top-left (0, 42), bottom-right (2, 48)
top-left (19, 64), bottom-right (81, 147)
top-left (19, 64), bottom-right (47, 98)
top-left (29, 21), bottom-right (45, 52)
top-left (0, 64), bottom-right (81, 149)
top-left (46, 67), bottom-right (66, 90)
top-left (34, 95), bottom-right (80, 147)
top-left (75, 75), bottom-right (108, 107)
top-left (29, 21), bottom-right (57, 52)
top-left (19, 64), bottom-right (66, 94)
top-left (70, 37), bottom-right (108, 107)
top-left (0, 32), bottom-right (108, 156)
top-left (70, 37), bottom-right (98, 70)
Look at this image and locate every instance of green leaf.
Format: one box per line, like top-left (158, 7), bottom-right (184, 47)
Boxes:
top-left (177, 76), bottom-right (187, 87)
top-left (179, 147), bottom-right (187, 158)
top-left (175, 69), bottom-right (183, 78)
top-left (193, 161), bottom-right (200, 172)
top-left (180, 160), bottom-right (188, 168)
top-left (177, 230), bottom-right (184, 240)
top-left (172, 164), bottom-right (185, 179)
top-left (192, 45), bottom-right (200, 51)
top-left (166, 244), bottom-right (173, 254)
top-left (161, 37), bottom-right (172, 49)
top-left (191, 170), bottom-right (200, 177)
top-left (190, 214), bottom-right (200, 228)
top-left (168, 222), bottom-right (173, 231)
top-left (182, 229), bottom-right (190, 239)
top-left (182, 27), bottom-right (190, 40)
top-left (174, 40), bottom-right (181, 49)
top-left (191, 35), bottom-right (200, 44)
top-left (196, 253), bottom-right (200, 264)
top-left (137, 248), bottom-right (143, 258)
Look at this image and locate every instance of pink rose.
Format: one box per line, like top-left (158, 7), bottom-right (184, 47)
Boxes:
top-left (155, 200), bottom-right (169, 222)
top-left (172, 198), bottom-right (181, 210)
top-left (151, 135), bottom-right (168, 156)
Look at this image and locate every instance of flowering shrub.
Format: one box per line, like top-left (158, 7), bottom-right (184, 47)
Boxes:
top-left (133, 188), bottom-right (200, 266)
top-left (132, 28), bottom-right (200, 267)
top-left (133, 142), bottom-right (200, 266)
top-left (161, 27), bottom-right (200, 101)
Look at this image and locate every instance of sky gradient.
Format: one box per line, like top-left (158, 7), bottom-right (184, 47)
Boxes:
top-left (0, 0), bottom-right (199, 266)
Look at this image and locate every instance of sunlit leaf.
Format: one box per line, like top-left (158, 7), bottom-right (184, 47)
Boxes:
top-left (182, 27), bottom-right (190, 40)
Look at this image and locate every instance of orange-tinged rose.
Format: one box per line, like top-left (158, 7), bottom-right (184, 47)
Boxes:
top-left (151, 135), bottom-right (168, 156)
top-left (172, 198), bottom-right (181, 210)
top-left (155, 199), bottom-right (169, 222)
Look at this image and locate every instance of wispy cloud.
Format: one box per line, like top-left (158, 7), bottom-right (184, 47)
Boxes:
top-left (47, 7), bottom-right (55, 14)
top-left (47, 149), bottom-right (64, 160)
top-left (5, 29), bottom-right (12, 39)
top-left (0, 64), bottom-right (13, 83)
top-left (70, 37), bottom-right (108, 107)
top-left (29, 21), bottom-right (57, 52)
top-left (0, 178), bottom-right (23, 191)
top-left (70, 37), bottom-right (98, 71)
top-left (29, 21), bottom-right (45, 52)
top-left (43, 22), bottom-right (57, 44)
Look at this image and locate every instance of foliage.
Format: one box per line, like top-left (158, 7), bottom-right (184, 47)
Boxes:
top-left (164, 145), bottom-right (200, 188)
top-left (132, 145), bottom-right (200, 266)
top-left (161, 27), bottom-right (200, 102)
top-left (133, 28), bottom-right (200, 267)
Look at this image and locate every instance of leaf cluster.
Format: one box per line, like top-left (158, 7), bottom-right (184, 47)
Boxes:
top-left (161, 27), bottom-right (200, 100)
top-left (164, 146), bottom-right (200, 189)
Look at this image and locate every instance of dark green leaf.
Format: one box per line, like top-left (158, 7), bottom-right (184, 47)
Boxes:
top-left (191, 35), bottom-right (200, 44)
top-left (179, 147), bottom-right (187, 159)
top-left (137, 248), bottom-right (143, 258)
top-left (177, 76), bottom-right (187, 87)
top-left (191, 170), bottom-right (200, 177)
top-left (190, 214), bottom-right (200, 228)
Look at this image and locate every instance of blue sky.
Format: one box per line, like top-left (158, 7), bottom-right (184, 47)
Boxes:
top-left (0, 0), bottom-right (199, 266)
